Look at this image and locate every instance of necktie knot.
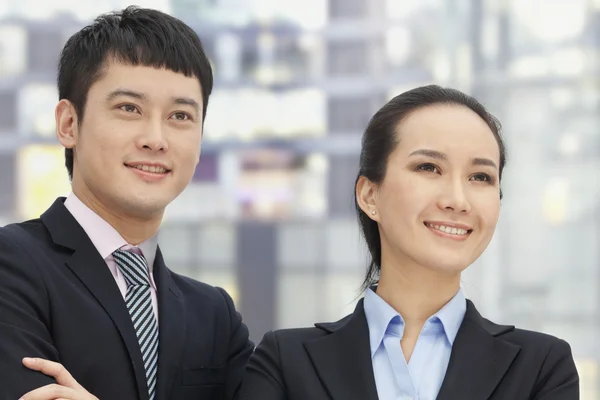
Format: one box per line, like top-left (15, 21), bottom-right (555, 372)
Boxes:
top-left (113, 249), bottom-right (151, 288)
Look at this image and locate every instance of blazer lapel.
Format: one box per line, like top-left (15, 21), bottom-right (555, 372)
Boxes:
top-left (41, 198), bottom-right (149, 400)
top-left (152, 248), bottom-right (186, 400)
top-left (304, 300), bottom-right (379, 400)
top-left (437, 300), bottom-right (520, 400)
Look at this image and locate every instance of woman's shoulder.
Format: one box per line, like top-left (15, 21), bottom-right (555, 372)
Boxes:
top-left (258, 311), bottom-right (357, 350)
top-left (499, 324), bottom-right (573, 357)
top-left (270, 314), bottom-right (354, 341)
top-left (473, 307), bottom-right (573, 362)
top-left (267, 326), bottom-right (328, 343)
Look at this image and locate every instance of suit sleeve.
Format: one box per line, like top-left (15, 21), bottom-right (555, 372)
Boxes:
top-left (0, 228), bottom-right (59, 399)
top-left (236, 330), bottom-right (286, 400)
top-left (217, 287), bottom-right (255, 400)
top-left (532, 338), bottom-right (579, 400)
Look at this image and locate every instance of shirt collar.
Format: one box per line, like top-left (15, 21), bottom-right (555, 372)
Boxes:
top-left (64, 192), bottom-right (159, 268)
top-left (363, 286), bottom-right (467, 358)
top-left (364, 287), bottom-right (402, 358)
top-left (435, 287), bottom-right (467, 345)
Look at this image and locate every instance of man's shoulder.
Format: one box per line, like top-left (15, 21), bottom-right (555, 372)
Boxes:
top-left (0, 219), bottom-right (56, 284)
top-left (0, 218), bottom-right (48, 248)
top-left (166, 268), bottom-right (235, 306)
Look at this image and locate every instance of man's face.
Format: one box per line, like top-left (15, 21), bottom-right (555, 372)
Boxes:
top-left (58, 60), bottom-right (204, 220)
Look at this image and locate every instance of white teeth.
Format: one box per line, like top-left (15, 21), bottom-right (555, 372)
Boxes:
top-left (131, 165), bottom-right (167, 174)
top-left (426, 223), bottom-right (469, 236)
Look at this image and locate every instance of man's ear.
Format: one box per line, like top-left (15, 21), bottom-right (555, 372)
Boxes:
top-left (55, 99), bottom-right (78, 150)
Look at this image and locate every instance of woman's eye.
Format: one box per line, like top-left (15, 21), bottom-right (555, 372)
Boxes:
top-left (473, 174), bottom-right (492, 182)
top-left (471, 173), bottom-right (492, 183)
top-left (417, 163), bottom-right (440, 174)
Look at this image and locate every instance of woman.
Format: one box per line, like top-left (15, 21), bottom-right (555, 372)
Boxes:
top-left (236, 85), bottom-right (579, 399)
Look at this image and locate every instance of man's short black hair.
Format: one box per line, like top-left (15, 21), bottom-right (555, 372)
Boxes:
top-left (58, 6), bottom-right (213, 180)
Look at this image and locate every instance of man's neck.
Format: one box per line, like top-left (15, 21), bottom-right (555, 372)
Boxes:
top-left (72, 190), bottom-right (162, 245)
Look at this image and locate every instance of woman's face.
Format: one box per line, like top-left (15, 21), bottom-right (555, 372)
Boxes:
top-left (359, 104), bottom-right (502, 276)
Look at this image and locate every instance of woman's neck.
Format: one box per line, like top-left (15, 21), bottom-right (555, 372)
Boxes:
top-left (375, 260), bottom-right (461, 326)
top-left (375, 261), bottom-right (461, 362)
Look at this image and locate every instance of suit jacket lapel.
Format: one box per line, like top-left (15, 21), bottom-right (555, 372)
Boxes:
top-left (437, 300), bottom-right (520, 400)
top-left (41, 198), bottom-right (149, 400)
top-left (153, 248), bottom-right (186, 400)
top-left (304, 300), bottom-right (379, 400)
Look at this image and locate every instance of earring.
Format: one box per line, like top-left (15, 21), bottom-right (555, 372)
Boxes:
top-left (371, 210), bottom-right (376, 215)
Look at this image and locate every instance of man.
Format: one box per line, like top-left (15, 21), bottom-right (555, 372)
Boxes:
top-left (0, 6), bottom-right (253, 400)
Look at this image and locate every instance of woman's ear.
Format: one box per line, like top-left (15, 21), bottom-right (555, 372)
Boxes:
top-left (356, 175), bottom-right (380, 221)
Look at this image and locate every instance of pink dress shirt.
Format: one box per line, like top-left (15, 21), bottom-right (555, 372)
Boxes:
top-left (64, 193), bottom-right (159, 321)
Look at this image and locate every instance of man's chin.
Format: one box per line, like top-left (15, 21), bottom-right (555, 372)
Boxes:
top-left (120, 197), bottom-right (170, 219)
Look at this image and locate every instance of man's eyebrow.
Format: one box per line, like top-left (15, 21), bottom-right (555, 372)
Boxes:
top-left (172, 97), bottom-right (200, 113)
top-left (106, 89), bottom-right (146, 102)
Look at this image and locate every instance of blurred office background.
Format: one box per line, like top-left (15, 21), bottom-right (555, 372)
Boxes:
top-left (0, 0), bottom-right (599, 396)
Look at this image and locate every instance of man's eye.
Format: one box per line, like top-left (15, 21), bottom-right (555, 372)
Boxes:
top-left (119, 104), bottom-right (138, 113)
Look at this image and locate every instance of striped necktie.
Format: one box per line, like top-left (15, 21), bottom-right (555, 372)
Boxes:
top-left (113, 249), bottom-right (159, 400)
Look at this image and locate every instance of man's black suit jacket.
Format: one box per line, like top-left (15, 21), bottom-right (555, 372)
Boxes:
top-left (0, 198), bottom-right (253, 400)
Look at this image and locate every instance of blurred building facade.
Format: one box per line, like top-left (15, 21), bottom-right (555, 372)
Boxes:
top-left (0, 0), bottom-right (599, 396)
